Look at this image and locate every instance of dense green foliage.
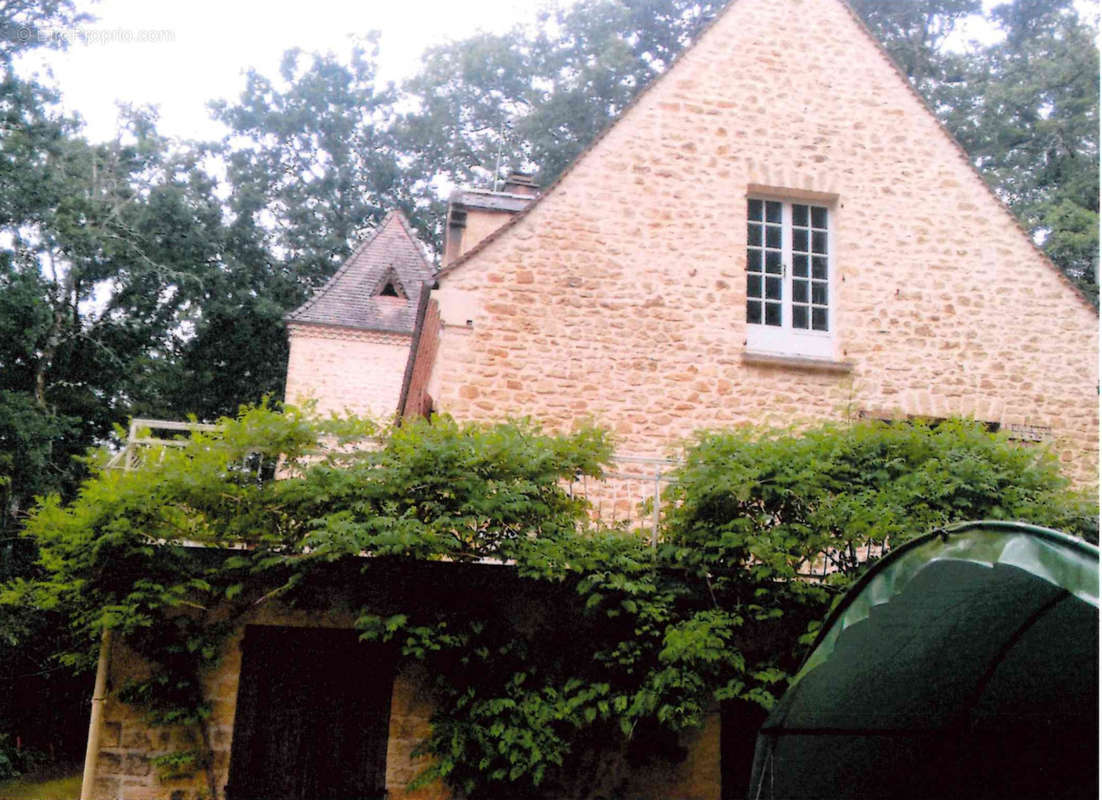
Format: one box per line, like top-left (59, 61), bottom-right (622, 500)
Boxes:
top-left (667, 419), bottom-right (1098, 579)
top-left (4, 408), bottom-right (1093, 798)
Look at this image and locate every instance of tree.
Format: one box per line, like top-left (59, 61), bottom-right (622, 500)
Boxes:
top-left (0, 101), bottom-right (226, 521)
top-left (165, 45), bottom-right (410, 420)
top-left (849, 0), bottom-right (982, 97)
top-left (211, 44), bottom-right (406, 281)
top-left (1, 20), bottom-right (228, 757)
top-left (949, 0), bottom-right (1099, 297)
top-left (0, 0), bottom-right (89, 67)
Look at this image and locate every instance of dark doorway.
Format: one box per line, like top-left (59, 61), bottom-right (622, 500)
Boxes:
top-left (225, 625), bottom-right (395, 800)
top-left (721, 698), bottom-right (770, 800)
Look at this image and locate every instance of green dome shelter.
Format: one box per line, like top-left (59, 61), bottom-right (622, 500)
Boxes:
top-left (749, 521), bottom-right (1098, 800)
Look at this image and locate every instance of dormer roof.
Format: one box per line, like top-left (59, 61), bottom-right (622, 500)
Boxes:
top-left (286, 210), bottom-right (434, 334)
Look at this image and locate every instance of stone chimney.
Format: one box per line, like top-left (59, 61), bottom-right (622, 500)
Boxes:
top-left (443, 172), bottom-right (540, 266)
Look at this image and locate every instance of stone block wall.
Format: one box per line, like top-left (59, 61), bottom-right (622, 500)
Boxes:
top-left (285, 324), bottom-right (412, 421)
top-left (426, 0), bottom-right (1098, 486)
top-left (87, 586), bottom-right (721, 800)
top-left (89, 606), bottom-right (450, 800)
top-left (449, 208), bottom-right (515, 265)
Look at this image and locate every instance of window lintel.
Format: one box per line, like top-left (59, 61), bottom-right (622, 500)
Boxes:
top-left (745, 184), bottom-right (839, 205)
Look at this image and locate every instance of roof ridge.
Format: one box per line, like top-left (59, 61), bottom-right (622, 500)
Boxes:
top-left (390, 208), bottom-right (437, 276)
top-left (435, 0), bottom-right (1095, 314)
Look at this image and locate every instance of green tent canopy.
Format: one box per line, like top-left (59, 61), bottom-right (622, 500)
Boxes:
top-left (749, 521), bottom-right (1099, 800)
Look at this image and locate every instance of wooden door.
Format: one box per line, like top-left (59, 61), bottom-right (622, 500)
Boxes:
top-left (226, 625), bottom-right (394, 800)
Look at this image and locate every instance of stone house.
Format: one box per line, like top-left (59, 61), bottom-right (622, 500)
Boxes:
top-left (84, 0), bottom-right (1098, 798)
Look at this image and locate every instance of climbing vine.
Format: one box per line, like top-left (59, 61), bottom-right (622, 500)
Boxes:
top-left (3, 406), bottom-right (1094, 799)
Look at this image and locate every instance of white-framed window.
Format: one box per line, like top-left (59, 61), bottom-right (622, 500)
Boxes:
top-left (746, 197), bottom-right (834, 359)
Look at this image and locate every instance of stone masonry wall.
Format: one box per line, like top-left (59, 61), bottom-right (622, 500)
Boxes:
top-left (285, 323), bottom-right (412, 421)
top-left (90, 606), bottom-right (450, 800)
top-left (428, 0), bottom-right (1098, 486)
top-left (453, 208), bottom-right (515, 264)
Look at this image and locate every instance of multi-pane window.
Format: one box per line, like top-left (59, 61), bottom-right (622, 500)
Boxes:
top-left (746, 200), bottom-right (784, 327)
top-left (746, 198), bottom-right (833, 357)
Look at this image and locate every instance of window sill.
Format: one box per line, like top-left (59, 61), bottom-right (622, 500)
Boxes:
top-left (741, 350), bottom-right (854, 373)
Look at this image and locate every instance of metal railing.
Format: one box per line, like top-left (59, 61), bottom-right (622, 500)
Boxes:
top-left (569, 454), bottom-right (679, 545)
top-left (104, 418), bottom-right (221, 471)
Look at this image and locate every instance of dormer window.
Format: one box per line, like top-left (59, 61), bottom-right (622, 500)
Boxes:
top-left (746, 197), bottom-right (834, 359)
top-left (376, 270), bottom-right (406, 299)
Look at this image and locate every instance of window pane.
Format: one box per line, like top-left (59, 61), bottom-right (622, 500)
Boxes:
top-left (811, 281), bottom-right (828, 305)
top-left (747, 301), bottom-right (762, 324)
top-left (747, 248), bottom-right (762, 273)
top-left (765, 225), bottom-right (782, 249)
top-left (792, 254), bottom-right (809, 277)
top-left (812, 256), bottom-right (828, 279)
top-left (793, 228), bottom-right (809, 253)
top-left (812, 230), bottom-right (828, 254)
top-left (793, 204), bottom-right (808, 226)
top-left (766, 201), bottom-right (782, 223)
top-left (765, 302), bottom-right (782, 326)
top-left (793, 280), bottom-right (808, 303)
top-left (747, 223), bottom-right (761, 246)
top-left (747, 274), bottom-right (762, 298)
top-left (792, 305), bottom-right (809, 329)
top-left (748, 199), bottom-right (763, 220)
top-left (765, 276), bottom-right (782, 300)
top-left (811, 206), bottom-right (828, 229)
top-left (765, 251), bottom-right (782, 274)
top-left (812, 307), bottom-right (828, 330)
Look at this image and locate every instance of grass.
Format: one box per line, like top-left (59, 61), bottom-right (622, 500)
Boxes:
top-left (0, 769), bottom-right (82, 800)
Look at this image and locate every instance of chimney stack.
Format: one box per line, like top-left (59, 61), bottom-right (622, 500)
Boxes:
top-left (443, 172), bottom-right (541, 266)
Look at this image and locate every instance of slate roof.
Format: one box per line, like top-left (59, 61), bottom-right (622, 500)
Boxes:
top-left (286, 211), bottom-right (435, 334)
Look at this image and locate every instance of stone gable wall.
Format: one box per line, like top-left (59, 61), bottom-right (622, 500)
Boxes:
top-left (428, 0), bottom-right (1098, 485)
top-left (285, 324), bottom-right (412, 421)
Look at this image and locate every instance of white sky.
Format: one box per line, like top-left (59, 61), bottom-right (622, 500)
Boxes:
top-left (16, 0), bottom-right (566, 142)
